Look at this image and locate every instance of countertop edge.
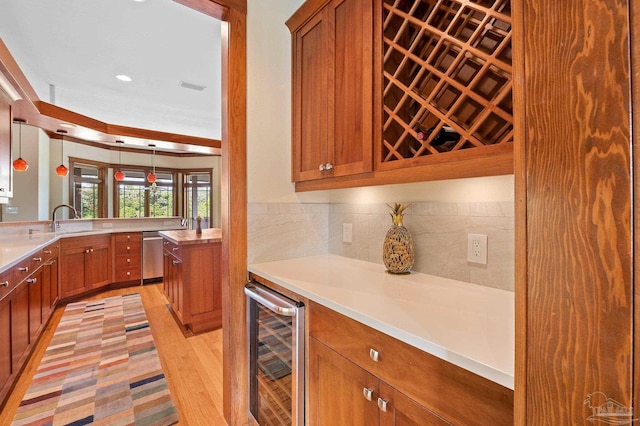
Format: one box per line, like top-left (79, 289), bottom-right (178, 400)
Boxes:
top-left (248, 259), bottom-right (514, 390)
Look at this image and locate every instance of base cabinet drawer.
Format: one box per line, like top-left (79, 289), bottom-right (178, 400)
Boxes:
top-left (309, 301), bottom-right (513, 425)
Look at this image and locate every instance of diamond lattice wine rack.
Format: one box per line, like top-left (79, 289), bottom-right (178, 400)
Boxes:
top-left (381, 0), bottom-right (512, 166)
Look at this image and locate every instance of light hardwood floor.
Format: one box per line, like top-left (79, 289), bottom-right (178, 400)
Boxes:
top-left (0, 284), bottom-right (228, 426)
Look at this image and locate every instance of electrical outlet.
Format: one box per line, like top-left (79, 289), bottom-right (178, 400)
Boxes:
top-left (467, 233), bottom-right (488, 264)
top-left (343, 223), bottom-right (353, 243)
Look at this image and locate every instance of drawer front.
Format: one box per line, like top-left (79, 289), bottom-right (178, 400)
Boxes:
top-left (14, 254), bottom-right (42, 284)
top-left (163, 240), bottom-right (181, 260)
top-left (43, 243), bottom-right (59, 262)
top-left (309, 301), bottom-right (513, 425)
top-left (114, 240), bottom-right (141, 255)
top-left (114, 267), bottom-right (141, 282)
top-left (115, 254), bottom-right (141, 269)
top-left (0, 268), bottom-right (15, 301)
top-left (114, 233), bottom-right (142, 245)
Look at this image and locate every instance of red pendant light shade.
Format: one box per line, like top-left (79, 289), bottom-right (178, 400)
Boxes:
top-left (56, 129), bottom-right (68, 176)
top-left (12, 119), bottom-right (28, 171)
top-left (147, 143), bottom-right (156, 183)
top-left (56, 164), bottom-right (69, 176)
top-left (114, 140), bottom-right (126, 181)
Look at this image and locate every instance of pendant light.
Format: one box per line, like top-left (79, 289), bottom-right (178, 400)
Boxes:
top-left (12, 119), bottom-right (28, 171)
top-left (114, 140), bottom-right (125, 181)
top-left (55, 130), bottom-right (69, 176)
top-left (147, 144), bottom-right (157, 183)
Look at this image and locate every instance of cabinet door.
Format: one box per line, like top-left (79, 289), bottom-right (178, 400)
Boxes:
top-left (11, 282), bottom-right (29, 369)
top-left (87, 243), bottom-right (111, 289)
top-left (327, 0), bottom-right (372, 177)
top-left (378, 382), bottom-right (452, 426)
top-left (0, 298), bottom-right (11, 395)
top-left (27, 268), bottom-right (43, 342)
top-left (292, 10), bottom-right (329, 182)
top-left (60, 246), bottom-right (88, 298)
top-left (308, 337), bottom-right (379, 425)
top-left (0, 95), bottom-right (12, 198)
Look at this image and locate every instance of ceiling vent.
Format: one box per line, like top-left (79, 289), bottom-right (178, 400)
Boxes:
top-left (179, 81), bottom-right (207, 91)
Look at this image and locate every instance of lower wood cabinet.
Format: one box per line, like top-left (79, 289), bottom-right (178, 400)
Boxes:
top-left (60, 235), bottom-right (111, 299)
top-left (308, 301), bottom-right (513, 425)
top-left (162, 238), bottom-right (222, 333)
top-left (112, 232), bottom-right (142, 284)
top-left (0, 241), bottom-right (59, 406)
top-left (309, 337), bottom-right (450, 425)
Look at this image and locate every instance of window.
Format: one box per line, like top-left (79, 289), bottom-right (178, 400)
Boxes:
top-left (115, 169), bottom-right (176, 218)
top-left (70, 160), bottom-right (106, 218)
top-left (184, 171), bottom-right (213, 229)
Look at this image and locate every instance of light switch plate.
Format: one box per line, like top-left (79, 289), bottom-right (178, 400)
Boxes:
top-left (467, 233), bottom-right (488, 264)
top-left (343, 223), bottom-right (353, 243)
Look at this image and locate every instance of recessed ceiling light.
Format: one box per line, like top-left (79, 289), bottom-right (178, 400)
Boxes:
top-left (116, 74), bottom-right (132, 82)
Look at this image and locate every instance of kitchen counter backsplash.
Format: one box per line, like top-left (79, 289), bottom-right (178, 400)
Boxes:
top-left (248, 201), bottom-right (514, 291)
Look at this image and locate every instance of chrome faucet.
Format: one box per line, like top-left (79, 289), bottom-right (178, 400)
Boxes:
top-left (51, 204), bottom-right (78, 231)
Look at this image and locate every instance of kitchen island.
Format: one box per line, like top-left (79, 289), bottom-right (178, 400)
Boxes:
top-left (159, 228), bottom-right (222, 333)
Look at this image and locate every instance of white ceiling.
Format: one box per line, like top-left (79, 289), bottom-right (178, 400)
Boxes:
top-left (0, 0), bottom-right (221, 141)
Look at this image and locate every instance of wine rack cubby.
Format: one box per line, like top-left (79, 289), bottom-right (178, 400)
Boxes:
top-left (382, 0), bottom-right (513, 165)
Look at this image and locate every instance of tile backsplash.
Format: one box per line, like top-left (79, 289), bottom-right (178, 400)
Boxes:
top-left (248, 201), bottom-right (514, 291)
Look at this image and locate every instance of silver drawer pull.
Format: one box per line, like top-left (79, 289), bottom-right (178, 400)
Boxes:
top-left (363, 387), bottom-right (374, 402)
top-left (369, 348), bottom-right (380, 362)
top-left (172, 260), bottom-right (181, 265)
top-left (325, 162), bottom-right (333, 170)
top-left (33, 257), bottom-right (42, 262)
top-left (163, 241), bottom-right (170, 245)
top-left (377, 397), bottom-right (389, 412)
top-left (44, 250), bottom-right (52, 254)
top-left (319, 164), bottom-right (325, 171)
top-left (18, 267), bottom-right (29, 272)
top-left (0, 281), bottom-right (8, 288)
top-left (27, 278), bottom-right (37, 284)
top-left (172, 247), bottom-right (179, 251)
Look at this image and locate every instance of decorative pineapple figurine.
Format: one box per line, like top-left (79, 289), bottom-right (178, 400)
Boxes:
top-left (383, 203), bottom-right (414, 274)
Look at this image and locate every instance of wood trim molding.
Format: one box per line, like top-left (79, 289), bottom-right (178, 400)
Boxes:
top-left (220, 8), bottom-right (248, 424)
top-left (630, 0), bottom-right (640, 419)
top-left (510, 0), bottom-right (527, 423)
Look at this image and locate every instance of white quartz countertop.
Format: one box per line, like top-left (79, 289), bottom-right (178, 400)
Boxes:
top-left (248, 254), bottom-right (514, 389)
top-left (0, 218), bottom-right (185, 274)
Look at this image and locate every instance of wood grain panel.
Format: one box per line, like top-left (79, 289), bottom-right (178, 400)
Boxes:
top-left (331, 0), bottom-right (373, 176)
top-left (632, 0), bottom-right (640, 420)
top-left (521, 0), bottom-right (633, 423)
top-left (219, 6), bottom-right (248, 425)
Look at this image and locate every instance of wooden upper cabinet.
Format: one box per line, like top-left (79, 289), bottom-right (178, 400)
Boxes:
top-left (0, 94), bottom-right (13, 198)
top-left (288, 0), bottom-right (373, 183)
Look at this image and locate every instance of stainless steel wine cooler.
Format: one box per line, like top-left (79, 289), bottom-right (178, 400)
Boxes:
top-left (245, 282), bottom-right (305, 425)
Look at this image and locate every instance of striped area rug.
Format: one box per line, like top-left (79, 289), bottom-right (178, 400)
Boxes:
top-left (12, 293), bottom-right (179, 426)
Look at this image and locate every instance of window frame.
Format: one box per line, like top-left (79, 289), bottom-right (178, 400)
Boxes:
top-left (113, 165), bottom-right (178, 218)
top-left (183, 168), bottom-right (214, 228)
top-left (68, 157), bottom-right (108, 218)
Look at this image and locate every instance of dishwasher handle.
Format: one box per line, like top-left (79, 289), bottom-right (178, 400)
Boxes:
top-left (244, 283), bottom-right (302, 317)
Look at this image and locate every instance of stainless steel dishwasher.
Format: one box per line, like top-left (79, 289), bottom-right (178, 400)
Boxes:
top-left (142, 231), bottom-right (164, 283)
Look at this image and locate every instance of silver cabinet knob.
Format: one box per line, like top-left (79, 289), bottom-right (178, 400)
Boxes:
top-left (325, 162), bottom-right (333, 170)
top-left (33, 257), bottom-right (42, 262)
top-left (0, 281), bottom-right (8, 288)
top-left (126, 271), bottom-right (131, 276)
top-left (377, 397), bottom-right (389, 412)
top-left (27, 278), bottom-right (37, 284)
top-left (369, 348), bottom-right (380, 362)
top-left (18, 267), bottom-right (29, 272)
top-left (172, 260), bottom-right (181, 265)
top-left (44, 250), bottom-right (52, 255)
top-left (0, 188), bottom-right (4, 192)
top-left (363, 387), bottom-right (374, 401)
top-left (319, 164), bottom-right (325, 171)
top-left (163, 241), bottom-right (170, 245)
